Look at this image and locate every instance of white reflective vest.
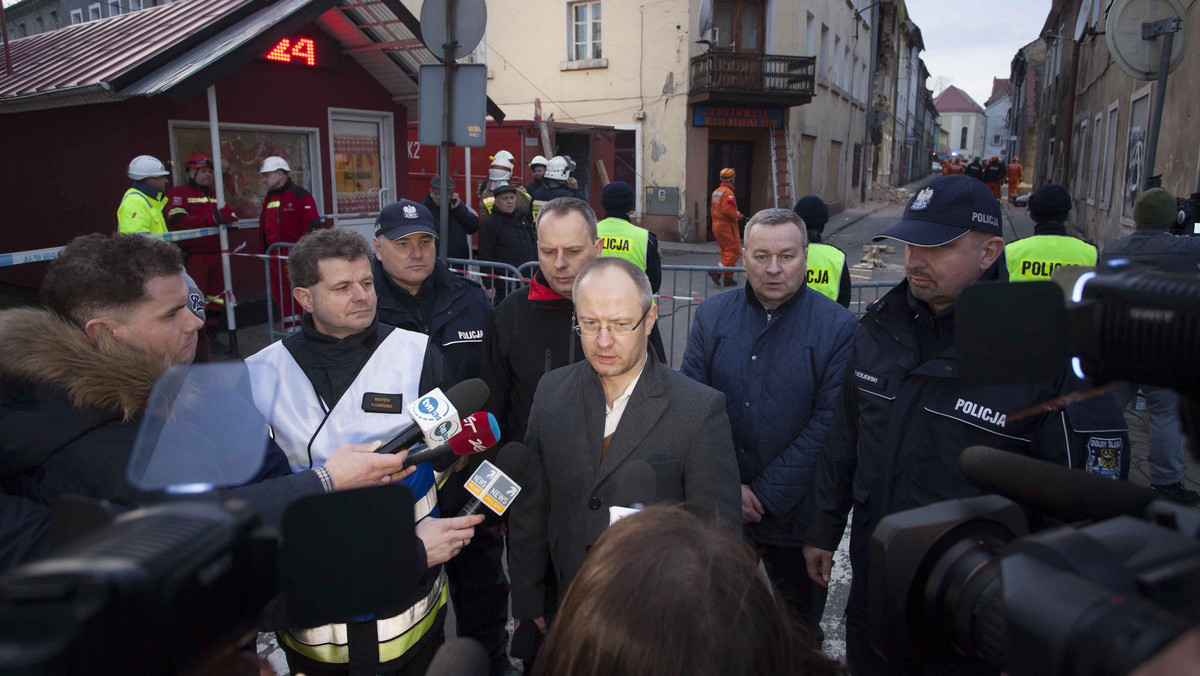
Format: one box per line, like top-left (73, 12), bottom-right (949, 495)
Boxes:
top-left (246, 328), bottom-right (428, 472)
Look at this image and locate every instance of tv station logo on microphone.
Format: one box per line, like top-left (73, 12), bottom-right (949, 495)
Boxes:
top-left (465, 461), bottom-right (521, 516)
top-left (431, 418), bottom-right (462, 444)
top-left (410, 389), bottom-right (452, 424)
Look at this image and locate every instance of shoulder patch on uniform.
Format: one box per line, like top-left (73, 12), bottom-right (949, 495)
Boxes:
top-left (1084, 437), bottom-right (1123, 479)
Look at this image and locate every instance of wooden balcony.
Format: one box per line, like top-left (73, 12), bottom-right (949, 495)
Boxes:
top-left (688, 52), bottom-right (816, 107)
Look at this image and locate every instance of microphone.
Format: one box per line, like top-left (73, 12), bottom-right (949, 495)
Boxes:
top-left (459, 442), bottom-right (532, 517)
top-left (375, 378), bottom-right (490, 455)
top-left (425, 638), bottom-right (490, 676)
top-left (958, 445), bottom-right (1159, 523)
top-left (609, 460), bottom-right (657, 524)
top-left (401, 412), bottom-right (500, 468)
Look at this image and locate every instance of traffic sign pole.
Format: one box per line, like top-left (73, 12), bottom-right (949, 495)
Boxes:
top-left (1142, 18), bottom-right (1180, 188)
top-left (438, 0), bottom-right (456, 261)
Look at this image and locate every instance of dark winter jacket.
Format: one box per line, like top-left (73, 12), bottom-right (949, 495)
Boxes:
top-left (965, 161), bottom-right (984, 181)
top-left (477, 208), bottom-right (537, 276)
top-left (0, 308), bottom-right (319, 529)
top-left (983, 162), bottom-right (1005, 183)
top-left (807, 265), bottom-right (1130, 610)
top-left (374, 258), bottom-right (492, 387)
top-left (1100, 227), bottom-right (1200, 275)
top-left (681, 284), bottom-right (856, 546)
top-left (480, 270), bottom-right (584, 445)
top-left (420, 195), bottom-right (480, 260)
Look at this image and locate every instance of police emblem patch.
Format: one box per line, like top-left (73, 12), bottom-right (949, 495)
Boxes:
top-left (403, 205), bottom-right (418, 219)
top-left (1084, 436), bottom-right (1123, 479)
top-left (910, 187), bottom-right (934, 211)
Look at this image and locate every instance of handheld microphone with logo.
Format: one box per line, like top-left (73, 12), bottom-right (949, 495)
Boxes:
top-left (958, 445), bottom-right (1159, 523)
top-left (374, 378), bottom-right (490, 455)
top-left (459, 442), bottom-right (532, 517)
top-left (401, 412), bottom-right (501, 469)
top-left (609, 460), bottom-right (657, 525)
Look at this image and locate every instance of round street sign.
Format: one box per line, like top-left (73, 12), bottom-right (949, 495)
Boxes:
top-left (1106, 0), bottom-right (1188, 81)
top-left (420, 0), bottom-right (487, 60)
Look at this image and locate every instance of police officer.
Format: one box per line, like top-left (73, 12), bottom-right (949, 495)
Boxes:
top-left (983, 156), bottom-right (1005, 199)
top-left (793, 195), bottom-right (851, 307)
top-left (803, 174), bottom-right (1130, 675)
top-left (118, 155), bottom-right (172, 234)
top-left (369, 199), bottom-right (507, 672)
top-left (1006, 183), bottom-right (1097, 281)
top-left (964, 156), bottom-right (983, 182)
top-left (597, 181), bottom-right (666, 361)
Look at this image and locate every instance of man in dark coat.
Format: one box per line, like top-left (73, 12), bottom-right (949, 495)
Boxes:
top-left (682, 208), bottom-right (856, 636)
top-left (422, 175), bottom-right (480, 260)
top-left (477, 184), bottom-right (537, 304)
top-left (508, 257), bottom-right (741, 634)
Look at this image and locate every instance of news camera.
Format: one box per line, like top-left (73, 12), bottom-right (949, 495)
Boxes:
top-left (868, 262), bottom-right (1200, 675)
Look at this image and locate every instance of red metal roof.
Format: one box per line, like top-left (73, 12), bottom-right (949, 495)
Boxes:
top-left (933, 85), bottom-right (984, 114)
top-left (0, 0), bottom-right (248, 100)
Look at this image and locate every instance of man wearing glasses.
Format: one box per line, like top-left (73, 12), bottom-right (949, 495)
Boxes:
top-left (507, 256), bottom-right (741, 636)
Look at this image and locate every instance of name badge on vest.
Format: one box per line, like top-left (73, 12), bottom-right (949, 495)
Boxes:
top-left (363, 392), bottom-right (404, 413)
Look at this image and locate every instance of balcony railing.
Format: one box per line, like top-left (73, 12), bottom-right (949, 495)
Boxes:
top-left (689, 52), bottom-right (816, 107)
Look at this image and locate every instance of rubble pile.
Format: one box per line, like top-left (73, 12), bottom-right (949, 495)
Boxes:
top-left (870, 185), bottom-right (913, 205)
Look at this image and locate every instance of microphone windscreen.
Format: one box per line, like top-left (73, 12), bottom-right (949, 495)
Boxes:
top-left (614, 460), bottom-right (657, 507)
top-left (957, 281), bottom-right (1070, 384)
top-left (494, 442), bottom-right (533, 482)
top-left (958, 445), bottom-right (1158, 523)
top-left (425, 637), bottom-right (490, 676)
top-left (444, 378), bottom-right (490, 419)
top-left (447, 412), bottom-right (501, 456)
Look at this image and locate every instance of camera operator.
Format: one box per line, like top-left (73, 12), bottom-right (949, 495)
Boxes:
top-left (802, 175), bottom-right (1130, 675)
top-left (244, 227), bottom-right (484, 676)
top-left (1100, 187), bottom-right (1200, 506)
top-left (0, 234), bottom-right (408, 524)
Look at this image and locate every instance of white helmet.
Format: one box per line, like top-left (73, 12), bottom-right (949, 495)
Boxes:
top-left (491, 150), bottom-right (515, 164)
top-left (528, 155), bottom-right (549, 168)
top-left (127, 155), bottom-right (169, 180)
top-left (544, 156), bottom-right (571, 182)
top-left (488, 156), bottom-right (514, 182)
top-left (259, 156), bottom-right (291, 174)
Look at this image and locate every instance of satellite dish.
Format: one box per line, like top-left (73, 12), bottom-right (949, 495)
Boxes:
top-left (420, 0), bottom-right (488, 61)
top-left (698, 0), bottom-right (714, 45)
top-left (1106, 0), bottom-right (1188, 80)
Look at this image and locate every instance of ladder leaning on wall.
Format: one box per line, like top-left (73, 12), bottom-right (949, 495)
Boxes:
top-left (769, 123), bottom-right (796, 210)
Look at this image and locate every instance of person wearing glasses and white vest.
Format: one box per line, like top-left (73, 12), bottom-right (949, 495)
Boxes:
top-left (245, 227), bottom-right (483, 676)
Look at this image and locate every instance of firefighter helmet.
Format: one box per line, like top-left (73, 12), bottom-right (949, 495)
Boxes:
top-left (259, 156), bottom-right (291, 174)
top-left (719, 167), bottom-right (735, 182)
top-left (544, 156), bottom-right (572, 182)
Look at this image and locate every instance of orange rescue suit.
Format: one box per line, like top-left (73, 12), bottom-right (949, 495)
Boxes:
top-left (1007, 162), bottom-right (1024, 198)
top-left (711, 183), bottom-right (743, 270)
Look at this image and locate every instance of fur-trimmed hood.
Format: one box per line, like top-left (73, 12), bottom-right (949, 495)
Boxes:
top-left (0, 307), bottom-right (169, 420)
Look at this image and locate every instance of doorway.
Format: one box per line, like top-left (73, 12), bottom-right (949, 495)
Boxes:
top-left (707, 140), bottom-right (753, 241)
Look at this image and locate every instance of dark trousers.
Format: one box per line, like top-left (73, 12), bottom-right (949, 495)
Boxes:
top-left (759, 544), bottom-right (829, 640)
top-left (444, 527), bottom-right (510, 675)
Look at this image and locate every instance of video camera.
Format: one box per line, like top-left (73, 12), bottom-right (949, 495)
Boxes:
top-left (868, 263), bottom-right (1200, 675)
top-left (0, 364), bottom-right (420, 675)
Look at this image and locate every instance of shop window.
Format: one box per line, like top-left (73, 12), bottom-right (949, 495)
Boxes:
top-left (170, 121), bottom-right (322, 222)
top-left (1100, 102), bottom-right (1119, 210)
top-left (568, 1), bottom-right (602, 61)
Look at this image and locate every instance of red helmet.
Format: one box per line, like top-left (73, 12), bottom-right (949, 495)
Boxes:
top-left (184, 153), bottom-right (214, 171)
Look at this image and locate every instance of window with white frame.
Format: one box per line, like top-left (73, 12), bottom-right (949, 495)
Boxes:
top-left (88, 3), bottom-right (101, 20)
top-left (832, 35), bottom-right (841, 85)
top-left (805, 12), bottom-right (816, 57)
top-left (129, 0), bottom-right (143, 10)
top-left (70, 8), bottom-right (83, 23)
top-left (819, 25), bottom-right (829, 83)
top-left (1077, 118), bottom-right (1090, 198)
top-left (109, 0), bottom-right (122, 16)
top-left (1122, 86), bottom-right (1152, 223)
top-left (568, 1), bottom-right (602, 62)
top-left (842, 47), bottom-right (852, 91)
top-left (1100, 102), bottom-right (1119, 209)
top-left (1088, 112), bottom-right (1103, 204)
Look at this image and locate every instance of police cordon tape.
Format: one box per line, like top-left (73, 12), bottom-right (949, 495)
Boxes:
top-left (0, 227), bottom-right (222, 268)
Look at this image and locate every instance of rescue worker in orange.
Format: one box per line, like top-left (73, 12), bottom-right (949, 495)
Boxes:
top-left (983, 156), bottom-right (1005, 199)
top-left (710, 167), bottom-right (744, 286)
top-left (943, 157), bottom-right (964, 175)
top-left (165, 154), bottom-right (235, 322)
top-left (1007, 156), bottom-right (1024, 203)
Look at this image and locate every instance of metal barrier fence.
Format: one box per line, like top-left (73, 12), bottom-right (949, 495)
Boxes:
top-left (262, 242), bottom-right (300, 342)
top-left (445, 258), bottom-right (528, 303)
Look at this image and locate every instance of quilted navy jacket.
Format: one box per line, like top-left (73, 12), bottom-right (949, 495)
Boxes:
top-left (682, 283), bottom-right (856, 546)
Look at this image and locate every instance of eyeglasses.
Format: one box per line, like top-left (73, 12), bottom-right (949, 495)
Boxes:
top-left (573, 307), bottom-right (651, 337)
